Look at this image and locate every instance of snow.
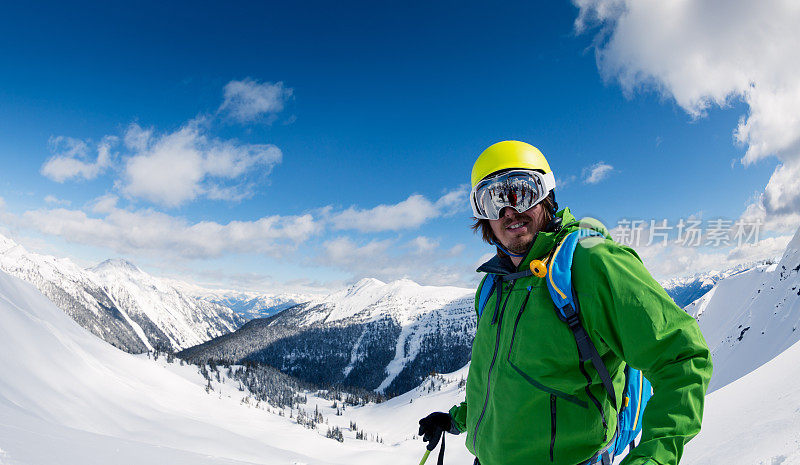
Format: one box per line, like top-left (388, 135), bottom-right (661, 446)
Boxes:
top-left (90, 259), bottom-right (242, 349)
top-left (681, 338), bottom-right (800, 465)
top-left (349, 365), bottom-right (470, 449)
top-left (169, 279), bottom-right (316, 320)
top-left (3, 225), bottom-right (800, 464)
top-left (303, 278), bottom-right (471, 326)
top-left (0, 268), bottom-right (468, 464)
top-left (0, 233), bottom-right (242, 353)
top-left (684, 228), bottom-right (800, 392)
top-left (659, 260), bottom-right (765, 307)
top-left (342, 330), bottom-right (367, 378)
top-left (249, 277), bottom-right (475, 393)
top-left (109, 292), bottom-right (156, 352)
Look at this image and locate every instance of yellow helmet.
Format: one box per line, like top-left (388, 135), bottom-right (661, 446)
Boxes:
top-left (471, 140), bottom-right (554, 188)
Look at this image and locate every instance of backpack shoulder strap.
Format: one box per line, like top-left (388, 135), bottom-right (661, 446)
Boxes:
top-left (545, 229), bottom-right (617, 407)
top-left (476, 274), bottom-right (497, 320)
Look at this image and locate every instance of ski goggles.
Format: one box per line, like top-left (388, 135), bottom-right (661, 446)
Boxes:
top-left (470, 169), bottom-right (555, 220)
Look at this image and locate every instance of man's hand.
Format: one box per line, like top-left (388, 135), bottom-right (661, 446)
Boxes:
top-left (418, 412), bottom-right (452, 451)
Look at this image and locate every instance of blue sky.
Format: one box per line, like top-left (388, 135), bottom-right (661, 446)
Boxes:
top-left (1, 1), bottom-right (797, 293)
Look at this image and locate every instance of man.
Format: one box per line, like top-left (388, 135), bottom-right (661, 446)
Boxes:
top-left (419, 141), bottom-right (712, 465)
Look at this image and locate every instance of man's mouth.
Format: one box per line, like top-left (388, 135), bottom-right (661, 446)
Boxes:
top-left (505, 221), bottom-right (528, 232)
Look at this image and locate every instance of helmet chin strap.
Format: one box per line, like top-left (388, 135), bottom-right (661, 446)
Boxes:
top-left (491, 239), bottom-right (526, 258)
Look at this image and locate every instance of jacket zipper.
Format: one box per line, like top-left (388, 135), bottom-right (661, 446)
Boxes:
top-left (506, 287), bottom-right (588, 408)
top-left (550, 394), bottom-right (557, 462)
top-left (576, 352), bottom-right (609, 439)
top-left (507, 286), bottom-right (533, 348)
top-left (472, 280), bottom-right (513, 452)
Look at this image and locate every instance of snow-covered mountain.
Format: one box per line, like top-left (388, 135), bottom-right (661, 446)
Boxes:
top-left (209, 293), bottom-right (308, 318)
top-left (0, 234), bottom-right (150, 352)
top-left (685, 228), bottom-right (800, 392)
top-left (171, 282), bottom-right (313, 320)
top-left (0, 266), bottom-right (409, 465)
top-left (0, 233), bottom-right (243, 353)
top-left (659, 261), bottom-right (765, 308)
top-left (1, 246), bottom-right (798, 464)
top-left (90, 258), bottom-right (245, 351)
top-left (176, 258), bottom-right (775, 397)
top-left (180, 277), bottom-right (476, 395)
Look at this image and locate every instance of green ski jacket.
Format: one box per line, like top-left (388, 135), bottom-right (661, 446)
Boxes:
top-left (449, 208), bottom-right (712, 465)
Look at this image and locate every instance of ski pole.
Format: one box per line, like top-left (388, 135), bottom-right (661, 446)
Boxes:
top-left (418, 433), bottom-right (445, 465)
top-left (417, 449), bottom-right (431, 465)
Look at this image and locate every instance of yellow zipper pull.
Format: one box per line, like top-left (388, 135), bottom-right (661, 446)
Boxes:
top-left (530, 259), bottom-right (547, 278)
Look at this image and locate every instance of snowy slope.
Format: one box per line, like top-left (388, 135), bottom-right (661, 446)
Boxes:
top-left (685, 227), bottom-right (800, 392)
top-left (0, 233), bottom-right (243, 353)
top-left (180, 278), bottom-right (476, 394)
top-left (2, 260), bottom-right (798, 465)
top-left (0, 268), bottom-right (320, 464)
top-left (0, 234), bottom-right (151, 353)
top-left (377, 341), bottom-right (800, 465)
top-left (680, 337), bottom-right (800, 465)
top-left (346, 364), bottom-right (469, 445)
top-left (0, 267), bottom-right (476, 465)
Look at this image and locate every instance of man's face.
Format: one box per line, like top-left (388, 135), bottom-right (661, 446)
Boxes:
top-left (488, 203), bottom-right (547, 255)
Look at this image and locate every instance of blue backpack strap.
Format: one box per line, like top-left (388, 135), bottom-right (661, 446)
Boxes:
top-left (613, 366), bottom-right (653, 455)
top-left (476, 274), bottom-right (497, 320)
top-left (546, 228), bottom-right (654, 458)
top-left (545, 229), bottom-right (617, 408)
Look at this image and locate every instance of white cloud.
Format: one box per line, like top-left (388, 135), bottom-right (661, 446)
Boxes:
top-left (582, 161), bottom-right (614, 184)
top-left (633, 233), bottom-right (792, 281)
top-left (321, 237), bottom-right (395, 268)
top-left (328, 186), bottom-right (469, 233)
top-left (330, 195), bottom-right (433, 232)
top-left (219, 78), bottom-right (293, 123)
top-left (203, 184), bottom-right (255, 202)
top-left (739, 200), bottom-right (800, 235)
top-left (761, 159), bottom-right (800, 216)
top-left (119, 122), bottom-right (281, 207)
top-left (169, 266), bottom-right (335, 296)
top-left (727, 234), bottom-right (792, 262)
top-left (434, 185), bottom-right (469, 214)
top-left (448, 244), bottom-right (467, 257)
top-left (408, 236), bottom-right (440, 255)
top-left (603, 217), bottom-right (793, 280)
top-left (574, 0), bottom-right (800, 228)
top-left (123, 123), bottom-right (152, 151)
top-left (44, 195), bottom-right (70, 206)
top-left (89, 194), bottom-right (119, 214)
top-left (556, 174), bottom-right (578, 189)
top-left (41, 136), bottom-right (115, 182)
top-left (43, 79), bottom-right (288, 207)
top-left (318, 236), bottom-right (476, 287)
top-left (20, 205), bottom-right (317, 260)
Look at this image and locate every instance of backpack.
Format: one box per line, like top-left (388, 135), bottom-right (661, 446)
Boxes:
top-left (476, 229), bottom-right (653, 461)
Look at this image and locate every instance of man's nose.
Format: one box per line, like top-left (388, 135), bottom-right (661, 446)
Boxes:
top-left (499, 207), bottom-right (517, 219)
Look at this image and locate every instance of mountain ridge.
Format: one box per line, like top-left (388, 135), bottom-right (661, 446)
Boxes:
top-left (0, 233), bottom-right (244, 353)
top-left (179, 278), bottom-right (476, 395)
